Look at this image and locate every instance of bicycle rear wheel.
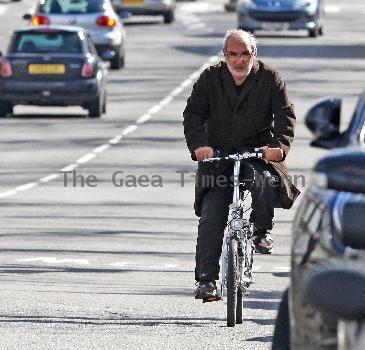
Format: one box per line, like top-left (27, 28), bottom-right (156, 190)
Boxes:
top-left (227, 239), bottom-right (238, 327)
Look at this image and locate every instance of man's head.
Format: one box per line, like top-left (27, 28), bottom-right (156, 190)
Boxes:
top-left (223, 29), bottom-right (257, 82)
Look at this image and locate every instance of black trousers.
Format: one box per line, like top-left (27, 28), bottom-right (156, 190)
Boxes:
top-left (195, 159), bottom-right (279, 282)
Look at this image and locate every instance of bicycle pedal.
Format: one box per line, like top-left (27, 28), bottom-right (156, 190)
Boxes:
top-left (203, 296), bottom-right (222, 303)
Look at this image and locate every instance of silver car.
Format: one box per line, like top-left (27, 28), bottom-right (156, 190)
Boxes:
top-left (23, 0), bottom-right (126, 69)
top-left (113, 0), bottom-right (176, 24)
top-left (237, 0), bottom-right (324, 38)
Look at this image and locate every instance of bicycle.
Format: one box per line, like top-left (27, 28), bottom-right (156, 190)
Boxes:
top-left (203, 148), bottom-right (265, 327)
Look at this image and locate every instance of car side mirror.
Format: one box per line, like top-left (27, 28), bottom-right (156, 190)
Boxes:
top-left (23, 13), bottom-right (32, 20)
top-left (305, 97), bottom-right (342, 149)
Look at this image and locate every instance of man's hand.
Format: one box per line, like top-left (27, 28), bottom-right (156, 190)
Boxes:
top-left (264, 148), bottom-right (284, 162)
top-left (194, 147), bottom-right (214, 161)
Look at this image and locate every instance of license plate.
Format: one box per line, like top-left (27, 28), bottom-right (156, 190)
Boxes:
top-left (28, 64), bottom-right (65, 74)
top-left (122, 0), bottom-right (144, 4)
top-left (261, 22), bottom-right (289, 31)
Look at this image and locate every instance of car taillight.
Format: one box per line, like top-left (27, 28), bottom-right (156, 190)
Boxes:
top-left (81, 61), bottom-right (94, 77)
top-left (1, 59), bottom-right (12, 77)
top-left (32, 15), bottom-right (50, 26)
top-left (96, 15), bottom-right (116, 27)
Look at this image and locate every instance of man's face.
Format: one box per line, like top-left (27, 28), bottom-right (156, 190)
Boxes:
top-left (224, 37), bottom-right (255, 80)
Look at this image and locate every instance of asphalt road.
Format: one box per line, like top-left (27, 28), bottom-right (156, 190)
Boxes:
top-left (0, 0), bottom-right (364, 349)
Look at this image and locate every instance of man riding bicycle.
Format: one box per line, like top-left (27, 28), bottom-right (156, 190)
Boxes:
top-left (183, 29), bottom-right (299, 300)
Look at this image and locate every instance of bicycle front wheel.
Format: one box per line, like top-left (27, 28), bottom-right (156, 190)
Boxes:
top-left (227, 239), bottom-right (238, 327)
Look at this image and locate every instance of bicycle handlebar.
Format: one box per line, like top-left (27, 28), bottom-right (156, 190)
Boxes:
top-left (202, 148), bottom-right (265, 162)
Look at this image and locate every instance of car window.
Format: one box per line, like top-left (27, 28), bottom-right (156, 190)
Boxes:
top-left (11, 31), bottom-right (82, 54)
top-left (86, 36), bottom-right (97, 55)
top-left (39, 0), bottom-right (105, 15)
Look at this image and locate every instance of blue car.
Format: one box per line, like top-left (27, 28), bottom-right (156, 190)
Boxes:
top-left (237, 0), bottom-right (324, 37)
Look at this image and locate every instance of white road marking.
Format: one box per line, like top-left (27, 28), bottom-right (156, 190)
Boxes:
top-left (109, 135), bottom-right (122, 144)
top-left (188, 23), bottom-right (207, 30)
top-left (136, 114), bottom-right (151, 125)
top-left (147, 105), bottom-right (162, 115)
top-left (325, 5), bottom-right (341, 13)
top-left (77, 153), bottom-right (96, 164)
top-left (60, 164), bottom-right (78, 172)
top-left (15, 182), bottom-right (39, 192)
top-left (39, 173), bottom-right (59, 183)
top-left (0, 190), bottom-right (17, 198)
top-left (18, 257), bottom-right (91, 265)
top-left (0, 5), bottom-right (8, 16)
top-left (0, 52), bottom-right (223, 198)
top-left (93, 144), bottom-right (110, 153)
top-left (179, 2), bottom-right (222, 13)
top-left (122, 125), bottom-right (138, 135)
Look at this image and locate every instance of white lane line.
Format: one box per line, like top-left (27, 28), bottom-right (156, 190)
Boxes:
top-left (147, 105), bottom-right (162, 115)
top-left (60, 164), bottom-right (78, 172)
top-left (39, 173), bottom-right (60, 183)
top-left (159, 95), bottom-right (173, 107)
top-left (109, 135), bottom-right (122, 144)
top-left (136, 113), bottom-right (151, 125)
top-left (93, 144), bottom-right (110, 153)
top-left (18, 257), bottom-right (91, 265)
top-left (122, 125), bottom-right (138, 135)
top-left (188, 23), bottom-right (207, 30)
top-left (0, 5), bottom-right (8, 16)
top-left (0, 190), bottom-right (17, 198)
top-left (77, 153), bottom-right (96, 164)
top-left (0, 52), bottom-right (222, 199)
top-left (15, 182), bottom-right (39, 192)
top-left (325, 5), bottom-right (341, 13)
top-left (170, 86), bottom-right (184, 96)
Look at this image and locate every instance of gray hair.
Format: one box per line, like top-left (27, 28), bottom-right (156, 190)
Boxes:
top-left (223, 29), bottom-right (258, 56)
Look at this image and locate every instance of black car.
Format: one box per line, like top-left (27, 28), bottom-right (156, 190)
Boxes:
top-left (272, 90), bottom-right (365, 350)
top-left (0, 26), bottom-right (107, 118)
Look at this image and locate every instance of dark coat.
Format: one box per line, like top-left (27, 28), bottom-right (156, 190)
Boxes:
top-left (183, 60), bottom-right (300, 217)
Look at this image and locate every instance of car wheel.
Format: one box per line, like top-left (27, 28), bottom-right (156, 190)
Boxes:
top-left (308, 26), bottom-right (320, 38)
top-left (102, 93), bottom-right (107, 114)
top-left (110, 47), bottom-right (123, 70)
top-left (272, 288), bottom-right (290, 350)
top-left (87, 96), bottom-right (102, 118)
top-left (163, 10), bottom-right (174, 24)
top-left (0, 101), bottom-right (13, 117)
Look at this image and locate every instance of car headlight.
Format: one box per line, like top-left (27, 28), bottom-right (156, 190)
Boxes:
top-left (238, 0), bottom-right (257, 10)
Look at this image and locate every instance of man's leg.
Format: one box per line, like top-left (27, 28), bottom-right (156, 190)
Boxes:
top-left (241, 160), bottom-right (279, 253)
top-left (195, 185), bottom-right (233, 283)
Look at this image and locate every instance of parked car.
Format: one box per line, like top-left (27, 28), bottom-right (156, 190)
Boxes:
top-left (113, 0), bottom-right (176, 24)
top-left (23, 0), bottom-right (126, 70)
top-left (0, 26), bottom-right (107, 118)
top-left (237, 0), bottom-right (325, 38)
top-left (272, 90), bottom-right (365, 350)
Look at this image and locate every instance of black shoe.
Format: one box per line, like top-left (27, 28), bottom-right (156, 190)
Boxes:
top-left (194, 281), bottom-right (219, 302)
top-left (253, 227), bottom-right (273, 254)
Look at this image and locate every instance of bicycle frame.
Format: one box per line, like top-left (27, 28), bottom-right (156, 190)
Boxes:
top-left (219, 156), bottom-right (254, 300)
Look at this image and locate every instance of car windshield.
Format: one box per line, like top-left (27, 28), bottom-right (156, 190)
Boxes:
top-left (39, 0), bottom-right (105, 14)
top-left (11, 31), bottom-right (82, 54)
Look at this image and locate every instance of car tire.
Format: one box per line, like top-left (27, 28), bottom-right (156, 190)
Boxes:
top-left (110, 46), bottom-right (124, 70)
top-left (0, 102), bottom-right (13, 117)
top-left (102, 93), bottom-right (107, 114)
top-left (163, 10), bottom-right (174, 24)
top-left (308, 26), bottom-right (320, 38)
top-left (87, 96), bottom-right (102, 118)
top-left (272, 288), bottom-right (290, 350)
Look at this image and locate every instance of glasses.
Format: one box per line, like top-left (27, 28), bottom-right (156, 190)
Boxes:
top-left (225, 50), bottom-right (253, 60)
